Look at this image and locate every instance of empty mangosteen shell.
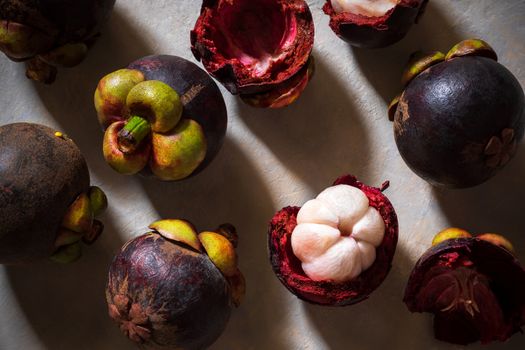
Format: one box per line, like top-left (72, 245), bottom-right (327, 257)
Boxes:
top-left (0, 0), bottom-right (116, 60)
top-left (106, 232), bottom-right (231, 349)
top-left (323, 0), bottom-right (428, 48)
top-left (127, 55), bottom-right (227, 176)
top-left (404, 237), bottom-right (525, 344)
top-left (268, 174), bottom-right (398, 306)
top-left (394, 56), bottom-right (525, 188)
top-left (0, 123), bottom-right (90, 264)
top-left (190, 0), bottom-right (314, 96)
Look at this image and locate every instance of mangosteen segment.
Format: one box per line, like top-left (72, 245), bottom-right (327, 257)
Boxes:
top-left (268, 174), bottom-right (398, 306)
top-left (323, 0), bottom-right (426, 48)
top-left (191, 0), bottom-right (314, 107)
top-left (106, 220), bottom-right (245, 349)
top-left (390, 39), bottom-right (525, 188)
top-left (404, 234), bottom-right (525, 344)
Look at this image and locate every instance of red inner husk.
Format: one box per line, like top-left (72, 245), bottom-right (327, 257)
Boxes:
top-left (191, 0), bottom-right (314, 94)
top-left (268, 174), bottom-right (398, 306)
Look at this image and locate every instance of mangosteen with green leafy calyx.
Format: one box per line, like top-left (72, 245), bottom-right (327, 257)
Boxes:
top-left (323, 0), bottom-right (428, 48)
top-left (0, 0), bottom-right (116, 84)
top-left (191, 0), bottom-right (315, 108)
top-left (106, 219), bottom-right (245, 349)
top-left (389, 39), bottom-right (525, 188)
top-left (404, 228), bottom-right (525, 345)
top-left (268, 174), bottom-right (398, 306)
top-left (0, 123), bottom-right (108, 264)
top-left (94, 55), bottom-right (227, 181)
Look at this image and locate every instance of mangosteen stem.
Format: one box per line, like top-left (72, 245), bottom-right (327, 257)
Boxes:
top-left (117, 115), bottom-right (151, 154)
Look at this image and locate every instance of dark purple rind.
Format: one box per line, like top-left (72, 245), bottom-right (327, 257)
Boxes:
top-left (268, 174), bottom-right (398, 306)
top-left (404, 238), bottom-right (525, 345)
top-left (128, 55), bottom-right (227, 176)
top-left (394, 56), bottom-right (525, 188)
top-left (0, 0), bottom-right (115, 60)
top-left (106, 233), bottom-right (231, 350)
top-left (0, 123), bottom-right (89, 263)
top-left (323, 0), bottom-right (427, 48)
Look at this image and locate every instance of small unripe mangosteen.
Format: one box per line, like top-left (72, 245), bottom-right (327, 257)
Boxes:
top-left (268, 174), bottom-right (398, 306)
top-left (0, 0), bottom-right (116, 83)
top-left (0, 123), bottom-right (108, 264)
top-left (106, 219), bottom-right (245, 349)
top-left (389, 39), bottom-right (525, 188)
top-left (323, 0), bottom-right (428, 48)
top-left (191, 0), bottom-right (315, 108)
top-left (404, 228), bottom-right (525, 345)
top-left (94, 55), bottom-right (227, 181)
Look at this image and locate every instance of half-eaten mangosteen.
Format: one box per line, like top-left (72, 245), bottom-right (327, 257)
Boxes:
top-left (94, 55), bottom-right (227, 181)
top-left (106, 219), bottom-right (245, 349)
top-left (0, 0), bottom-right (116, 83)
top-left (191, 0), bottom-right (315, 108)
top-left (0, 123), bottom-right (108, 264)
top-left (268, 174), bottom-right (398, 306)
top-left (389, 39), bottom-right (525, 188)
top-left (404, 228), bottom-right (525, 345)
top-left (323, 0), bottom-right (428, 48)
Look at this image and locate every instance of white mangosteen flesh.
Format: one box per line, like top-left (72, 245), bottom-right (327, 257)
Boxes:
top-left (331, 0), bottom-right (398, 17)
top-left (291, 185), bottom-right (385, 282)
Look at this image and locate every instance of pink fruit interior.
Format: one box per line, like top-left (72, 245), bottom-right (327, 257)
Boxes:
top-left (208, 0), bottom-right (297, 78)
top-left (268, 175), bottom-right (398, 306)
top-left (404, 238), bottom-right (525, 344)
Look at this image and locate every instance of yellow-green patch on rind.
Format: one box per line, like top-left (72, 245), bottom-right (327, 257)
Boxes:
top-left (432, 228), bottom-right (472, 246)
top-left (150, 119), bottom-right (207, 181)
top-left (61, 193), bottom-right (94, 233)
top-left (402, 51), bottom-right (445, 86)
top-left (477, 233), bottom-right (514, 253)
top-left (149, 219), bottom-right (202, 251)
top-left (446, 39), bottom-right (498, 61)
top-left (89, 186), bottom-right (108, 217)
top-left (95, 69), bottom-right (145, 128)
top-left (50, 242), bottom-right (82, 264)
top-left (126, 80), bottom-right (183, 133)
top-left (199, 231), bottom-right (237, 277)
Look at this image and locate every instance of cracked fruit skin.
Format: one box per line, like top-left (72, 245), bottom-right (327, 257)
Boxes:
top-left (95, 55), bottom-right (227, 181)
top-left (0, 123), bottom-right (105, 264)
top-left (323, 0), bottom-right (428, 48)
top-left (390, 39), bottom-right (525, 188)
top-left (404, 232), bottom-right (525, 345)
top-left (106, 220), bottom-right (244, 349)
top-left (268, 174), bottom-right (398, 306)
top-left (0, 0), bottom-right (115, 83)
top-left (191, 0), bottom-right (315, 108)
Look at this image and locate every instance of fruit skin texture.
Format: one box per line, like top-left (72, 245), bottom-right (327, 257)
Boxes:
top-left (323, 0), bottom-right (428, 48)
top-left (268, 174), bottom-right (398, 306)
top-left (0, 123), bottom-right (89, 263)
top-left (95, 55), bottom-right (227, 180)
top-left (191, 0), bottom-right (315, 108)
top-left (106, 221), bottom-right (244, 349)
top-left (0, 0), bottom-right (116, 83)
top-left (404, 234), bottom-right (525, 345)
top-left (392, 41), bottom-right (525, 188)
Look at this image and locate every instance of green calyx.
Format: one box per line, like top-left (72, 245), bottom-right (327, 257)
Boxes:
top-left (50, 242), bottom-right (82, 264)
top-left (388, 94), bottom-right (401, 122)
top-left (432, 228), bottom-right (472, 246)
top-left (117, 115), bottom-right (152, 154)
top-left (402, 51), bottom-right (445, 86)
top-left (0, 20), bottom-right (52, 60)
top-left (446, 39), bottom-right (498, 61)
top-left (149, 219), bottom-right (202, 251)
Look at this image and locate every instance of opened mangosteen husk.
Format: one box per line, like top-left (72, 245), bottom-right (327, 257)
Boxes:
top-left (191, 0), bottom-right (315, 108)
top-left (323, 0), bottom-right (428, 48)
top-left (404, 232), bottom-right (525, 345)
top-left (268, 174), bottom-right (398, 306)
